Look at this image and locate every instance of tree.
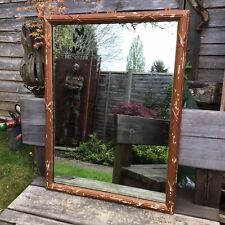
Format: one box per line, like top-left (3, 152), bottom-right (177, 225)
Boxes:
top-left (150, 60), bottom-right (168, 73)
top-left (53, 24), bottom-right (97, 59)
top-left (126, 35), bottom-right (145, 72)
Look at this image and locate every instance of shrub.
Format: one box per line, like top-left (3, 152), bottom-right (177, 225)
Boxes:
top-left (132, 145), bottom-right (168, 164)
top-left (144, 84), bottom-right (172, 120)
top-left (112, 102), bottom-right (159, 118)
top-left (65, 134), bottom-right (114, 166)
top-left (65, 134), bottom-right (167, 166)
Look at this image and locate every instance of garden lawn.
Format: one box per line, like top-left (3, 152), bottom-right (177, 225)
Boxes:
top-left (54, 161), bottom-right (112, 183)
top-left (0, 131), bottom-right (36, 212)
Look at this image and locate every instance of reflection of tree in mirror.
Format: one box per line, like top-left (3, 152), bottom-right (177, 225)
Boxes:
top-left (95, 24), bottom-right (123, 64)
top-left (150, 60), bottom-right (168, 73)
top-left (53, 25), bottom-right (97, 58)
top-left (144, 84), bottom-right (172, 120)
top-left (53, 24), bottom-right (123, 61)
top-left (126, 35), bottom-right (145, 72)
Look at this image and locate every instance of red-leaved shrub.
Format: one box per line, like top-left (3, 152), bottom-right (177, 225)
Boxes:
top-left (112, 102), bottom-right (159, 118)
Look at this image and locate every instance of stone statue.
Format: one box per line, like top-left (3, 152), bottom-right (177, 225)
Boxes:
top-left (61, 63), bottom-right (84, 145)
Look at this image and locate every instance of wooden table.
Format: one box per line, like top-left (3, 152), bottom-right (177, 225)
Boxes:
top-left (0, 177), bottom-right (220, 225)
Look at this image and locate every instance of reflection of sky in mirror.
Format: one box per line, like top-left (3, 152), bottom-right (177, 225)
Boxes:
top-left (97, 22), bottom-right (178, 73)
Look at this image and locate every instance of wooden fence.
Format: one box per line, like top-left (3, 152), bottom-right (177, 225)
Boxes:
top-left (93, 72), bottom-right (172, 138)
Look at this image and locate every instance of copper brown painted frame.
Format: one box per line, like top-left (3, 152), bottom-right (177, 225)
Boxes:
top-left (44, 10), bottom-right (189, 214)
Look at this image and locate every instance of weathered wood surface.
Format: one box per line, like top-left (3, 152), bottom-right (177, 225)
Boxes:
top-left (0, 70), bottom-right (22, 81)
top-left (64, 0), bottom-right (179, 14)
top-left (220, 71), bottom-right (225, 111)
top-left (112, 144), bottom-right (132, 184)
top-left (203, 0), bottom-right (225, 8)
top-left (194, 169), bottom-right (223, 208)
top-left (207, 8), bottom-right (225, 28)
top-left (0, 209), bottom-right (70, 225)
top-left (0, 31), bottom-right (21, 43)
top-left (0, 57), bottom-right (22, 70)
top-left (116, 114), bottom-right (169, 145)
top-left (179, 109), bottom-right (225, 171)
top-left (200, 44), bottom-right (225, 56)
top-left (175, 188), bottom-right (219, 221)
top-left (198, 69), bottom-right (225, 82)
top-left (20, 97), bottom-right (45, 146)
top-left (0, 181), bottom-right (219, 225)
top-left (199, 56), bottom-right (225, 69)
top-left (0, 81), bottom-right (27, 93)
top-left (200, 29), bottom-right (225, 44)
top-left (0, 43), bottom-right (23, 57)
top-left (121, 164), bottom-right (167, 193)
top-left (196, 3), bottom-right (225, 82)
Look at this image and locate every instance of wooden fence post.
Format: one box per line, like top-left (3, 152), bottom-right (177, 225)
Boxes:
top-left (125, 69), bottom-right (133, 103)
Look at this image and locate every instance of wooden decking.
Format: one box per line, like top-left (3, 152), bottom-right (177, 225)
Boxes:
top-left (0, 177), bottom-right (220, 225)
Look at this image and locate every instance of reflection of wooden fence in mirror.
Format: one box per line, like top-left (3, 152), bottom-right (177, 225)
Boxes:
top-left (113, 109), bottom-right (225, 220)
top-left (94, 72), bottom-right (172, 139)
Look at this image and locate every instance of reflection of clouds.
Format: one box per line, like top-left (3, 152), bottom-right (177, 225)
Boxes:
top-left (97, 22), bottom-right (178, 73)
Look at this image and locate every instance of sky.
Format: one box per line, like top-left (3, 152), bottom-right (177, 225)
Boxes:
top-left (97, 22), bottom-right (178, 73)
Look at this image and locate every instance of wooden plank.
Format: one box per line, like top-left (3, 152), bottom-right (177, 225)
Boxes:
top-left (220, 71), bottom-right (225, 111)
top-left (200, 44), bottom-right (225, 56)
top-left (0, 80), bottom-right (27, 93)
top-left (0, 101), bottom-right (18, 111)
top-left (0, 32), bottom-right (21, 43)
top-left (207, 8), bottom-right (225, 28)
top-left (203, 1), bottom-right (225, 9)
top-left (0, 57), bottom-right (22, 70)
top-left (197, 69), bottom-right (224, 82)
top-left (179, 136), bottom-right (225, 171)
top-left (194, 170), bottom-right (223, 208)
top-left (0, 109), bottom-right (10, 118)
top-left (0, 209), bottom-right (71, 225)
top-left (200, 28), bottom-right (225, 44)
top-left (0, 70), bottom-right (22, 81)
top-left (5, 185), bottom-right (219, 225)
top-left (20, 97), bottom-right (45, 146)
top-left (20, 97), bottom-right (45, 121)
top-left (64, 0), bottom-right (179, 14)
top-left (0, 18), bottom-right (25, 32)
top-left (112, 144), bottom-right (132, 183)
top-left (175, 188), bottom-right (219, 221)
top-left (0, 43), bottom-right (23, 57)
top-left (0, 2), bottom-right (35, 19)
top-left (116, 114), bottom-right (169, 145)
top-left (198, 56), bottom-right (225, 69)
top-left (180, 109), bottom-right (225, 139)
top-left (0, 92), bottom-right (30, 103)
top-left (121, 164), bottom-right (167, 192)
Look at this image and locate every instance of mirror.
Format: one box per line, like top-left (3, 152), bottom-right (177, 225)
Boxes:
top-left (44, 11), bottom-right (189, 213)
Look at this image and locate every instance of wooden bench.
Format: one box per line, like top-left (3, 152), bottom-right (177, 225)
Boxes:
top-left (0, 177), bottom-right (220, 225)
top-left (113, 109), bottom-right (225, 221)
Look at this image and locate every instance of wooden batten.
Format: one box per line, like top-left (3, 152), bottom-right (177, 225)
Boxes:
top-left (20, 97), bottom-right (45, 146)
top-left (116, 114), bottom-right (169, 146)
top-left (179, 109), bottom-right (225, 171)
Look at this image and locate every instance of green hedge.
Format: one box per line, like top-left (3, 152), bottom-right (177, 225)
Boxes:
top-left (65, 134), bottom-right (167, 166)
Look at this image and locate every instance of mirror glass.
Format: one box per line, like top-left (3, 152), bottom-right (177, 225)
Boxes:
top-left (52, 22), bottom-right (178, 203)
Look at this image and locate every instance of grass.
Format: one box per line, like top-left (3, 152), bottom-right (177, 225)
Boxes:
top-left (54, 161), bottom-right (112, 183)
top-left (0, 131), bottom-right (36, 212)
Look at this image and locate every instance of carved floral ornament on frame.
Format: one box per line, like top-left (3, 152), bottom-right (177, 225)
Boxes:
top-left (43, 9), bottom-right (189, 214)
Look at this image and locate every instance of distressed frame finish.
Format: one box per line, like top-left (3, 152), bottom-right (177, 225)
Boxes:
top-left (44, 10), bottom-right (189, 214)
